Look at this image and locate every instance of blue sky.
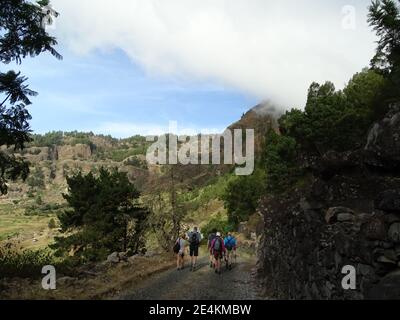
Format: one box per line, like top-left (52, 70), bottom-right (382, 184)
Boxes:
top-left (16, 48), bottom-right (257, 137)
top-left (10, 0), bottom-right (377, 138)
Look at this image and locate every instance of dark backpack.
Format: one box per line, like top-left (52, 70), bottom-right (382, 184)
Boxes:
top-left (173, 239), bottom-right (180, 253)
top-left (213, 237), bottom-right (222, 252)
top-left (190, 232), bottom-right (199, 245)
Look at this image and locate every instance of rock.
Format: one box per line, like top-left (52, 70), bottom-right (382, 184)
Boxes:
top-left (118, 252), bottom-right (128, 261)
top-left (361, 218), bottom-right (386, 241)
top-left (57, 276), bottom-right (76, 287)
top-left (384, 214), bottom-right (400, 224)
top-left (367, 269), bottom-right (400, 299)
top-left (364, 104), bottom-right (400, 170)
top-left (325, 207), bottom-right (355, 224)
top-left (299, 198), bottom-right (323, 211)
top-left (388, 223), bottom-right (400, 244)
top-left (384, 249), bottom-right (398, 262)
top-left (375, 190), bottom-right (400, 213)
top-left (107, 252), bottom-right (120, 263)
top-left (377, 255), bottom-right (397, 265)
top-left (337, 213), bottom-right (355, 222)
top-left (357, 264), bottom-right (375, 277)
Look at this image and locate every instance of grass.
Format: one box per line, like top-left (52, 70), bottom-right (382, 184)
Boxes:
top-left (0, 202), bottom-right (59, 250)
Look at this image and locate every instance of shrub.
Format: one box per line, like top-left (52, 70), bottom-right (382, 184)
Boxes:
top-left (48, 218), bottom-right (57, 229)
top-left (0, 246), bottom-right (55, 279)
top-left (221, 168), bottom-right (266, 226)
top-left (201, 213), bottom-right (234, 238)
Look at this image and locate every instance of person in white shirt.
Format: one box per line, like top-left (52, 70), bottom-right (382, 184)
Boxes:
top-left (175, 234), bottom-right (187, 271)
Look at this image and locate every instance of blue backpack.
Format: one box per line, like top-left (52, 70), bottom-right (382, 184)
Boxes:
top-left (225, 237), bottom-right (235, 250)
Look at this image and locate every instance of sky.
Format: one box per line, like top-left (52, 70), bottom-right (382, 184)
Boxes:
top-left (12, 0), bottom-right (378, 138)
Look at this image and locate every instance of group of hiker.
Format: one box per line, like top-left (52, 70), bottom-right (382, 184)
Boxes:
top-left (173, 227), bottom-right (237, 275)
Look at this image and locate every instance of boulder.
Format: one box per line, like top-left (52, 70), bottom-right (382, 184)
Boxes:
top-left (367, 269), bottom-right (400, 299)
top-left (361, 218), bottom-right (386, 241)
top-left (388, 223), bottom-right (400, 244)
top-left (325, 207), bottom-right (355, 224)
top-left (107, 252), bottom-right (120, 263)
top-left (364, 104), bottom-right (400, 170)
top-left (337, 213), bottom-right (355, 222)
top-left (375, 190), bottom-right (400, 213)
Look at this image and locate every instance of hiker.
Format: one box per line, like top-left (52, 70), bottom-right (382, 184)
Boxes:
top-left (174, 234), bottom-right (186, 271)
top-left (211, 232), bottom-right (226, 275)
top-left (224, 232), bottom-right (237, 270)
top-left (187, 227), bottom-right (202, 271)
top-left (207, 228), bottom-right (217, 268)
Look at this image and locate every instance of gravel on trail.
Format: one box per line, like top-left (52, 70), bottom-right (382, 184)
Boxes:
top-left (118, 254), bottom-right (263, 300)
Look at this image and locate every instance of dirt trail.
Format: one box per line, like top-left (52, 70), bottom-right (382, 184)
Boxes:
top-left (117, 253), bottom-right (263, 300)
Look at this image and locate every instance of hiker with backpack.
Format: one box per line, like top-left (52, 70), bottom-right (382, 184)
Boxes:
top-left (224, 232), bottom-right (237, 270)
top-left (174, 234), bottom-right (187, 271)
top-left (207, 228), bottom-right (217, 268)
top-left (187, 227), bottom-right (202, 271)
top-left (210, 232), bottom-right (226, 275)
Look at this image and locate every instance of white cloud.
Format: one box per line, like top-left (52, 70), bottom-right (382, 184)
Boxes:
top-left (91, 121), bottom-right (225, 138)
top-left (51, 0), bottom-right (377, 108)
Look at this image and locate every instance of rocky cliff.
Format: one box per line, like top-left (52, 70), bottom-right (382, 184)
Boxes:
top-left (257, 104), bottom-right (400, 299)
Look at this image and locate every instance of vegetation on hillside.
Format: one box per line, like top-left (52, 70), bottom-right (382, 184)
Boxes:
top-left (221, 0), bottom-right (400, 226)
top-left (52, 168), bottom-right (149, 263)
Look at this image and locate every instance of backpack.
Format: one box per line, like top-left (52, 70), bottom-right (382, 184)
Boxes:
top-left (190, 232), bottom-right (199, 245)
top-left (213, 237), bottom-right (222, 252)
top-left (173, 239), bottom-right (180, 253)
top-left (225, 237), bottom-right (235, 250)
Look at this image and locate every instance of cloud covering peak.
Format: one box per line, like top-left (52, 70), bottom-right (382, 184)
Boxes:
top-left (52, 0), bottom-right (377, 108)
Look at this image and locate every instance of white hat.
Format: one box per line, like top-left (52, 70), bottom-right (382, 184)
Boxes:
top-left (216, 232), bottom-right (221, 237)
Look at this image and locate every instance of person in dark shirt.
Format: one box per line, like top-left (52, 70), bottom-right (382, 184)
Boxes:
top-left (207, 228), bottom-right (217, 268)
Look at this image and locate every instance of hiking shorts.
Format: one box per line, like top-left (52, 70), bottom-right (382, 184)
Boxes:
top-left (213, 251), bottom-right (223, 260)
top-left (190, 245), bottom-right (199, 257)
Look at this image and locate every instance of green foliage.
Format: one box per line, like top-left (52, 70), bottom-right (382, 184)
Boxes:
top-left (48, 218), bottom-right (56, 229)
top-left (26, 167), bottom-right (45, 189)
top-left (52, 168), bottom-right (149, 262)
top-left (0, 0), bottom-right (61, 194)
top-left (124, 156), bottom-right (148, 170)
top-left (262, 130), bottom-right (300, 193)
top-left (0, 246), bottom-right (55, 278)
top-left (368, 0), bottom-right (400, 100)
top-left (279, 69), bottom-right (387, 153)
top-left (31, 131), bottom-right (64, 147)
top-left (107, 147), bottom-right (148, 162)
top-left (201, 213), bottom-right (234, 238)
top-left (221, 169), bottom-right (266, 226)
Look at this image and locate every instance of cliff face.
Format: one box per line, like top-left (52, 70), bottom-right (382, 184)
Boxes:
top-left (257, 105), bottom-right (400, 299)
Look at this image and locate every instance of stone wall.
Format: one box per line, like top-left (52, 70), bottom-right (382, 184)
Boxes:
top-left (257, 105), bottom-right (400, 300)
top-left (257, 188), bottom-right (400, 299)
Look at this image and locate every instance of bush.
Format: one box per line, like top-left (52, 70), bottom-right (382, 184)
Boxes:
top-left (52, 168), bottom-right (149, 263)
top-left (201, 213), bottom-right (234, 239)
top-left (221, 168), bottom-right (266, 226)
top-left (48, 218), bottom-right (57, 229)
top-left (262, 130), bottom-right (301, 193)
top-left (0, 246), bottom-right (55, 278)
